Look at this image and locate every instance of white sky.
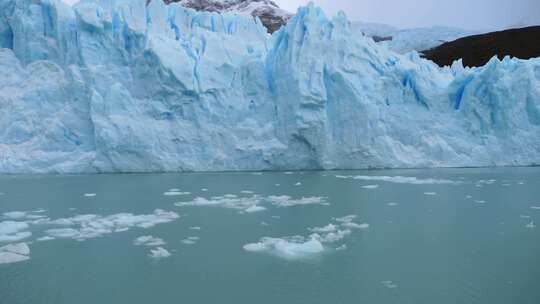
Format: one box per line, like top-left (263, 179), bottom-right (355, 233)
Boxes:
top-left (275, 0), bottom-right (540, 30)
top-left (63, 0), bottom-right (540, 30)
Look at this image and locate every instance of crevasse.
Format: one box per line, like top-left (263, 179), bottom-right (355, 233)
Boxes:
top-left (0, 0), bottom-right (539, 173)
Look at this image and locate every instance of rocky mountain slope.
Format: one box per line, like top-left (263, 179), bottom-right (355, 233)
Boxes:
top-left (423, 26), bottom-right (540, 67)
top-left (157, 0), bottom-right (292, 33)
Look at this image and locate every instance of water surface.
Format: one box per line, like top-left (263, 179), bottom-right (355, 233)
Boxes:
top-left (0, 168), bottom-right (539, 304)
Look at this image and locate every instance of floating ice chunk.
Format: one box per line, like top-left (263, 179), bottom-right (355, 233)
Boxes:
top-left (0, 221), bottom-right (31, 243)
top-left (424, 192), bottom-right (437, 196)
top-left (148, 247), bottom-right (171, 259)
top-left (465, 195), bottom-right (473, 199)
top-left (260, 222), bottom-right (269, 226)
top-left (134, 236), bottom-right (166, 246)
top-left (267, 196), bottom-right (328, 207)
top-left (243, 237), bottom-right (324, 259)
top-left (387, 202), bottom-right (399, 207)
top-left (164, 191), bottom-right (191, 196)
top-left (336, 175), bottom-right (458, 185)
top-left (181, 236), bottom-right (200, 245)
top-left (84, 193), bottom-right (97, 197)
top-left (335, 215), bottom-right (357, 223)
top-left (241, 191), bottom-right (254, 194)
top-left (284, 172), bottom-right (294, 175)
top-left (526, 221), bottom-right (536, 229)
top-left (475, 200), bottom-right (486, 204)
top-left (252, 173), bottom-right (264, 176)
top-left (336, 244), bottom-right (347, 251)
top-left (245, 205), bottom-right (267, 213)
top-left (294, 182), bottom-right (302, 186)
top-left (175, 195), bottom-right (262, 212)
top-left (309, 224), bottom-right (338, 233)
top-left (0, 243), bottom-right (30, 264)
top-left (37, 236), bottom-right (55, 242)
top-left (362, 185), bottom-right (379, 189)
top-left (189, 226), bottom-right (201, 230)
top-left (3, 211), bottom-right (46, 220)
top-left (531, 206), bottom-right (540, 210)
top-left (201, 189), bottom-right (209, 192)
top-left (520, 215), bottom-right (531, 219)
top-left (342, 222), bottom-right (370, 229)
top-left (381, 281), bottom-right (398, 289)
top-left (42, 210), bottom-right (179, 241)
top-left (311, 229), bottom-right (352, 243)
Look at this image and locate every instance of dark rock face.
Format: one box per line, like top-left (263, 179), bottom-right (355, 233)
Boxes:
top-left (422, 26), bottom-right (540, 67)
top-left (154, 0), bottom-right (292, 33)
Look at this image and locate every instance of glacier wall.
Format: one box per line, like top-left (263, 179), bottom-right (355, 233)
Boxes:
top-left (0, 0), bottom-right (540, 173)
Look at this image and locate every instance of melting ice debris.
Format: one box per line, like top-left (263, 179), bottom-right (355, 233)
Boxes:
top-left (530, 206), bottom-right (540, 210)
top-left (245, 205), bottom-right (267, 213)
top-left (175, 194), bottom-right (327, 212)
top-left (241, 191), bottom-right (254, 194)
top-left (381, 281), bottom-right (398, 289)
top-left (0, 221), bottom-right (32, 243)
top-left (361, 185), bottom-right (379, 189)
top-left (266, 196), bottom-right (328, 207)
top-left (294, 182), bottom-right (302, 186)
top-left (181, 237), bottom-right (200, 245)
top-left (245, 215), bottom-right (368, 259)
top-left (148, 247), bottom-right (171, 259)
top-left (134, 236), bottom-right (166, 247)
top-left (526, 221), bottom-right (536, 229)
top-left (189, 226), bottom-right (201, 230)
top-left (336, 175), bottom-right (458, 185)
top-left (164, 190), bottom-right (191, 196)
top-left (387, 202), bottom-right (399, 207)
top-left (0, 243), bottom-right (30, 264)
top-left (84, 193), bottom-right (97, 197)
top-left (475, 200), bottom-right (486, 204)
top-left (243, 237), bottom-right (325, 259)
top-left (43, 210), bottom-right (179, 241)
top-left (424, 192), bottom-right (437, 196)
top-left (3, 211), bottom-right (46, 221)
top-left (201, 189), bottom-right (209, 192)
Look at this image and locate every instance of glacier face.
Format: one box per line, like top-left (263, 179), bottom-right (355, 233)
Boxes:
top-left (0, 0), bottom-right (540, 173)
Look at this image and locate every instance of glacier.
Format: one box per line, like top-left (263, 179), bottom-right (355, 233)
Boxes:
top-left (0, 0), bottom-right (540, 173)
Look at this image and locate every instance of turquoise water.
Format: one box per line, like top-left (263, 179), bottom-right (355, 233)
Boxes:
top-left (0, 168), bottom-right (539, 304)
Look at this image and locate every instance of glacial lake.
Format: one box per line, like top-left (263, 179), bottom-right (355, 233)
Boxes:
top-left (0, 168), bottom-right (539, 304)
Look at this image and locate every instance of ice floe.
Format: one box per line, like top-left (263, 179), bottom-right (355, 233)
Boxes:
top-left (266, 196), bottom-right (328, 207)
top-left (424, 192), bottom-right (437, 196)
top-left (361, 185), bottom-right (379, 189)
top-left (148, 247), bottom-right (171, 259)
top-left (531, 206), bottom-right (540, 210)
top-left (84, 193), bottom-right (97, 197)
top-left (381, 280), bottom-right (398, 289)
top-left (3, 211), bottom-right (46, 221)
top-left (181, 236), bottom-right (200, 245)
top-left (0, 221), bottom-right (32, 243)
top-left (175, 194), bottom-right (327, 212)
top-left (243, 237), bottom-right (324, 259)
top-left (0, 243), bottom-right (30, 264)
top-left (41, 210), bottom-right (179, 241)
top-left (387, 202), bottom-right (399, 207)
top-left (164, 191), bottom-right (191, 196)
top-left (189, 226), bottom-right (201, 230)
top-left (335, 175), bottom-right (458, 185)
top-left (134, 236), bottom-right (166, 247)
top-left (244, 215), bottom-right (368, 259)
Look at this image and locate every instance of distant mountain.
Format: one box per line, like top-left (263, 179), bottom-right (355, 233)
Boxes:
top-left (157, 0), bottom-right (292, 33)
top-left (352, 22), bottom-right (475, 54)
top-left (422, 26), bottom-right (540, 67)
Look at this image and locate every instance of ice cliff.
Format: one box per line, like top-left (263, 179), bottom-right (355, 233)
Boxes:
top-left (1, 0), bottom-right (540, 173)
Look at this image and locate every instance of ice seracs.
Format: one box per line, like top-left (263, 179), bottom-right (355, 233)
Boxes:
top-left (0, 0), bottom-right (540, 173)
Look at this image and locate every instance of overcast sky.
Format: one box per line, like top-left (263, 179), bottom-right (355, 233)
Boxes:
top-left (275, 0), bottom-right (540, 30)
top-left (63, 0), bottom-right (540, 30)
